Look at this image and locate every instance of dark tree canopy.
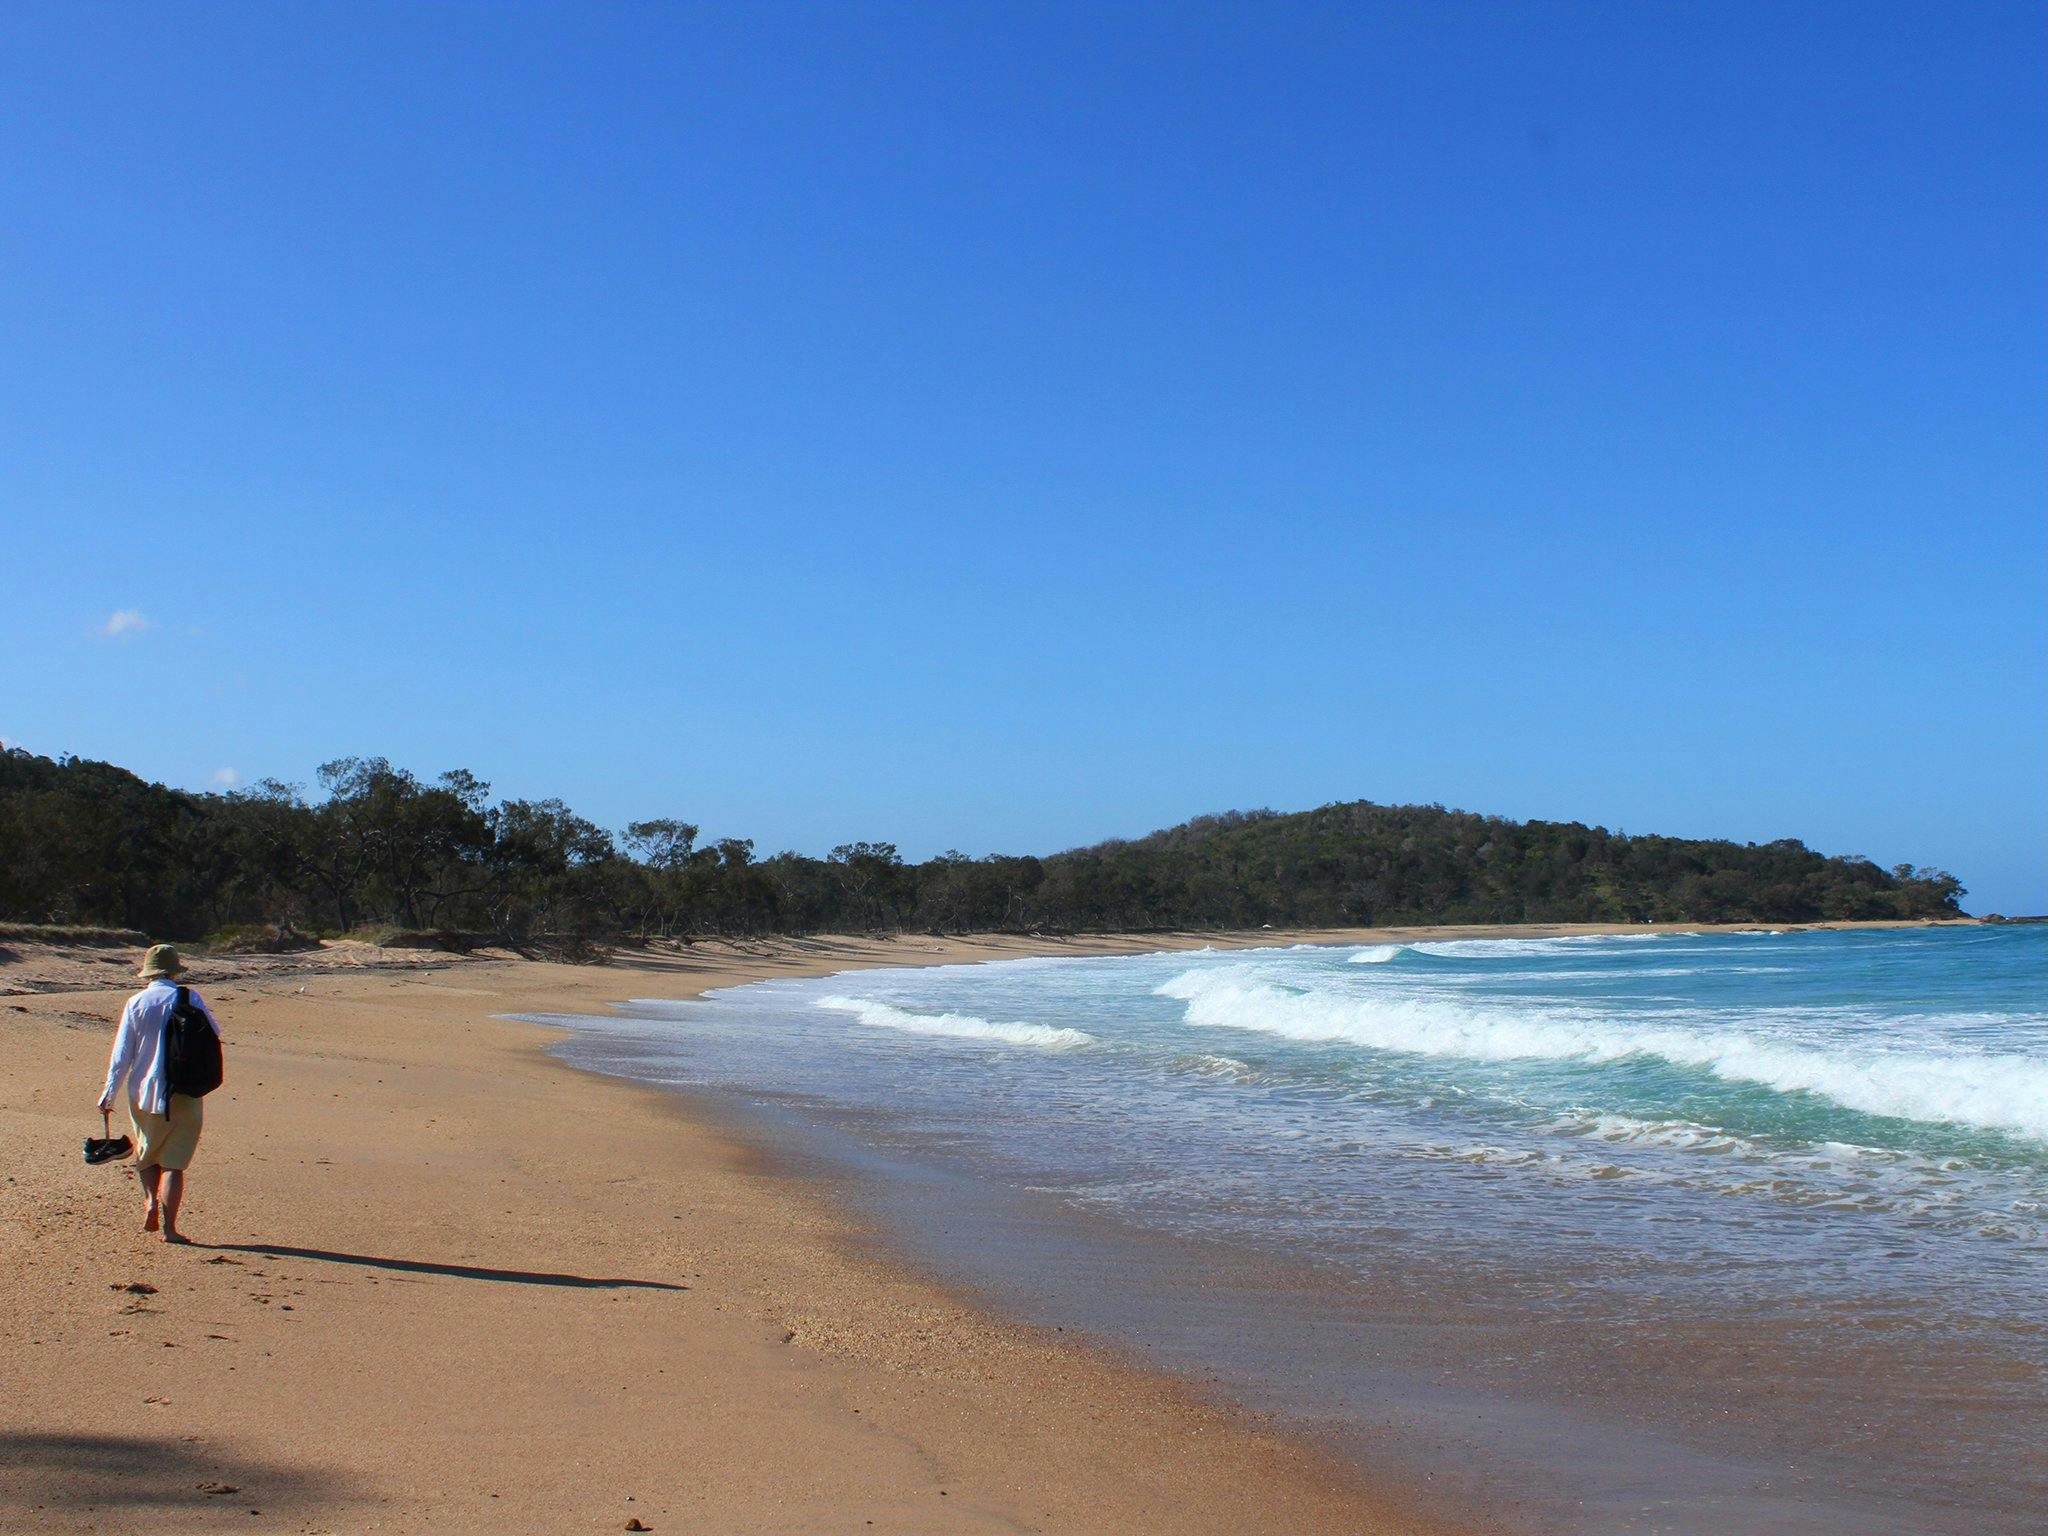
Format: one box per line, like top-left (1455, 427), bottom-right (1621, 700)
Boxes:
top-left (0, 747), bottom-right (1967, 948)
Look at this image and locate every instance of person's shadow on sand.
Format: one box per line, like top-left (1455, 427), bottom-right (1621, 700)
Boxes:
top-left (201, 1242), bottom-right (687, 1290)
top-left (0, 1431), bottom-right (343, 1513)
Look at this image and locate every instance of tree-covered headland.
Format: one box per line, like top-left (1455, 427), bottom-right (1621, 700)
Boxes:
top-left (0, 748), bottom-right (1966, 950)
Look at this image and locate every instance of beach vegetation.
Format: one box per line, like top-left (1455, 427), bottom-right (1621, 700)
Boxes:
top-left (0, 746), bottom-right (1969, 947)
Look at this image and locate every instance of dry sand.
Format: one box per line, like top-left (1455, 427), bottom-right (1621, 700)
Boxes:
top-left (0, 922), bottom-right (1966, 1533)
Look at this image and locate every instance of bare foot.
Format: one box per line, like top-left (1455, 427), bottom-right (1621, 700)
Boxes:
top-left (143, 1203), bottom-right (160, 1233)
top-left (162, 1230), bottom-right (189, 1246)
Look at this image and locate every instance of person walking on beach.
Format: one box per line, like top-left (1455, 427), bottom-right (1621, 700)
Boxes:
top-left (98, 945), bottom-right (224, 1244)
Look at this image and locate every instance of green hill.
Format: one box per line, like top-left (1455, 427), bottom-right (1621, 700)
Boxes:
top-left (1030, 802), bottom-right (1963, 929)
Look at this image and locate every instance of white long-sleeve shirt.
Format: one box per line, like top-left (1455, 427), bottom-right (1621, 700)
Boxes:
top-left (102, 979), bottom-right (222, 1115)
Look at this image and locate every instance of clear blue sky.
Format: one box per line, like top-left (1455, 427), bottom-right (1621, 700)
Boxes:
top-left (2, 2), bottom-right (2042, 912)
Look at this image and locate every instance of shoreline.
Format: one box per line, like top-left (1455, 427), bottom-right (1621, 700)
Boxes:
top-left (0, 919), bottom-right (1991, 1533)
top-left (3, 925), bottom-right (1511, 1535)
top-left (0, 915), bottom-right (1980, 1001)
top-left (529, 918), bottom-right (2040, 1536)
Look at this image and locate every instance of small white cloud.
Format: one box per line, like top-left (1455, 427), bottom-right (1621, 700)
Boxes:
top-left (209, 767), bottom-right (240, 789)
top-left (102, 609), bottom-right (151, 639)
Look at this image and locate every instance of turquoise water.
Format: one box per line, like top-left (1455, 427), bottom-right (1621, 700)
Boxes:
top-left (594, 927), bottom-right (2045, 1296)
top-left (541, 926), bottom-right (2048, 1531)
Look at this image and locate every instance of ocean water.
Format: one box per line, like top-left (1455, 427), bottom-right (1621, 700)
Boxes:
top-left (536, 926), bottom-right (2048, 1533)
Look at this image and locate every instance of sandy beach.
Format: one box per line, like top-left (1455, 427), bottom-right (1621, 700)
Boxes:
top-left (4, 927), bottom-right (1533, 1536)
top-left (0, 920), bottom-right (1990, 1534)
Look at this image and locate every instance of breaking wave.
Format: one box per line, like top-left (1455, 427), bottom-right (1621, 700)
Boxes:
top-left (1407, 934), bottom-right (1668, 959)
top-left (1154, 966), bottom-right (2048, 1140)
top-left (1338, 934), bottom-right (1708, 965)
top-left (816, 995), bottom-right (1095, 1050)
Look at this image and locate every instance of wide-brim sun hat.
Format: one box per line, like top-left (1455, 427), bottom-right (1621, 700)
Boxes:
top-left (138, 943), bottom-right (186, 980)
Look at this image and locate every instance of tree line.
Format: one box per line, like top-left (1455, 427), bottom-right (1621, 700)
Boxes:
top-left (0, 747), bottom-right (1966, 951)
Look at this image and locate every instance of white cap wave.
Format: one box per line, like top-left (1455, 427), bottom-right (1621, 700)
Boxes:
top-left (1154, 966), bottom-right (2048, 1140)
top-left (816, 995), bottom-right (1094, 1050)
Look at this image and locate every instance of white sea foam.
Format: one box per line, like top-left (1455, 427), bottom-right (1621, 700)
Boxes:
top-left (1406, 935), bottom-right (1667, 959)
top-left (1346, 944), bottom-right (1404, 964)
top-left (1153, 966), bottom-right (2048, 1139)
top-left (1177, 1052), bottom-right (1258, 1081)
top-left (1547, 1111), bottom-right (1756, 1156)
top-left (815, 995), bottom-right (1094, 1050)
top-left (1407, 938), bottom-right (1571, 958)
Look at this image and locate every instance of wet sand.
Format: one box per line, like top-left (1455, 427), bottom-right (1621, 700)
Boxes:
top-left (538, 920), bottom-right (2043, 1536)
top-left (3, 929), bottom-right (1502, 1536)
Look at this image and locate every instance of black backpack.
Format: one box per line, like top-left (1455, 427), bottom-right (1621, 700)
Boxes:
top-left (165, 986), bottom-right (224, 1099)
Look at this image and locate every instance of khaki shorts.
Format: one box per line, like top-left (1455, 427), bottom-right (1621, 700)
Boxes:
top-left (131, 1094), bottom-right (204, 1171)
